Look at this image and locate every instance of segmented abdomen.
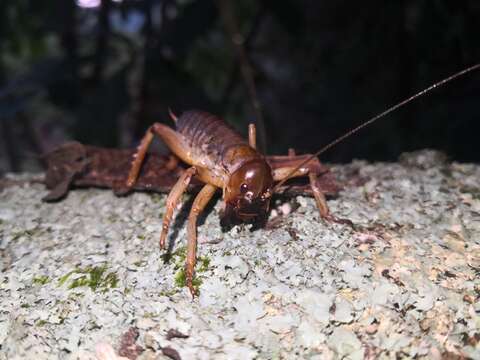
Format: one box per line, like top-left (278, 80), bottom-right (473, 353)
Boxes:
top-left (175, 110), bottom-right (257, 169)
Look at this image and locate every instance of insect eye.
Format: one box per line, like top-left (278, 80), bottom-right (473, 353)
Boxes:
top-left (240, 183), bottom-right (248, 193)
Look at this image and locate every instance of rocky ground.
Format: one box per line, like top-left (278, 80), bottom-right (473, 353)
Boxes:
top-left (1, 150), bottom-right (479, 359)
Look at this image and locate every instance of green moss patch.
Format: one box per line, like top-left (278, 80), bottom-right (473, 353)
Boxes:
top-left (174, 268), bottom-right (202, 292)
top-left (58, 264), bottom-right (118, 292)
top-left (169, 246), bottom-right (210, 293)
top-left (33, 275), bottom-right (50, 285)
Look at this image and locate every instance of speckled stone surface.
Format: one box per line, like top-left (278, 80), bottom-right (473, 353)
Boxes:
top-left (1, 151), bottom-right (479, 359)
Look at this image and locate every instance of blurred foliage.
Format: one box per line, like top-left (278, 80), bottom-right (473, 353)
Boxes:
top-left (0, 0), bottom-right (479, 173)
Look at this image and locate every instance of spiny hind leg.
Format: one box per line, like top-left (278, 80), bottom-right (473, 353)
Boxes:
top-left (159, 167), bottom-right (197, 250)
top-left (185, 183), bottom-right (216, 298)
top-left (126, 122), bottom-right (192, 188)
top-left (126, 128), bottom-right (155, 188)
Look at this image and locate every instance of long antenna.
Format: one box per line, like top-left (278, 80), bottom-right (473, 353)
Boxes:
top-left (273, 63), bottom-right (480, 191)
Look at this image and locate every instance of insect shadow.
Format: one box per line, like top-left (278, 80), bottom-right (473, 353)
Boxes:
top-left (160, 189), bottom-right (281, 264)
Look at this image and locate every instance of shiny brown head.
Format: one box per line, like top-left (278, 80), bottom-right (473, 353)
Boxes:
top-left (224, 159), bottom-right (274, 222)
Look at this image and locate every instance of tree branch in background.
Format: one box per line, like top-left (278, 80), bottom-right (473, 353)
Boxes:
top-left (220, 5), bottom-right (265, 112)
top-left (138, 0), bottom-right (154, 127)
top-left (59, 0), bottom-right (79, 87)
top-left (92, 0), bottom-right (112, 85)
top-left (216, 0), bottom-right (267, 153)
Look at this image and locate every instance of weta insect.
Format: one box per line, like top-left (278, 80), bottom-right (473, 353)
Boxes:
top-left (125, 110), bottom-right (331, 296)
top-left (125, 63), bottom-right (480, 297)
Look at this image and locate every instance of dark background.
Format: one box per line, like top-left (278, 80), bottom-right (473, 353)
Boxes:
top-left (1, 0), bottom-right (479, 174)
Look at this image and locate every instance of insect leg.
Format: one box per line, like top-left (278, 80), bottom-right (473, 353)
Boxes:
top-left (185, 183), bottom-right (217, 297)
top-left (126, 128), bottom-right (155, 188)
top-left (272, 166), bottom-right (309, 181)
top-left (308, 171), bottom-right (329, 217)
top-left (248, 123), bottom-right (256, 149)
top-left (150, 123), bottom-right (194, 164)
top-left (273, 164), bottom-right (331, 218)
top-left (159, 167), bottom-right (197, 250)
top-left (126, 123), bottom-right (194, 189)
top-left (274, 163), bottom-right (352, 224)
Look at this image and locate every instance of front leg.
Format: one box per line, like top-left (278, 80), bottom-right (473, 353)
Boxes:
top-left (185, 183), bottom-right (217, 297)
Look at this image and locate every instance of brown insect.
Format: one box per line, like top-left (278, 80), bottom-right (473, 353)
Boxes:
top-left (125, 63), bottom-right (480, 297)
top-left (125, 111), bottom-right (332, 296)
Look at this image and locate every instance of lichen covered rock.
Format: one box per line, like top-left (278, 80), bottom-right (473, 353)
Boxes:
top-left (1, 151), bottom-right (479, 359)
